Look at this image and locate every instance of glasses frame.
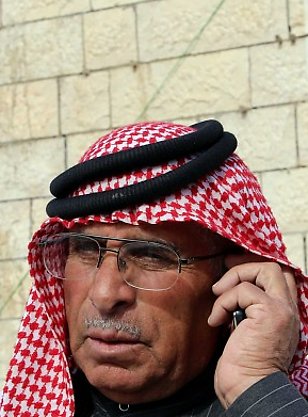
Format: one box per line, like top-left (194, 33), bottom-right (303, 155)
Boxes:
top-left (39, 232), bottom-right (225, 290)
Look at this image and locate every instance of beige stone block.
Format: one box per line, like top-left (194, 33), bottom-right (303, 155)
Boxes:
top-left (0, 319), bottom-right (20, 389)
top-left (137, 0), bottom-right (218, 61)
top-left (170, 117), bottom-right (200, 126)
top-left (289, 0), bottom-right (308, 36)
top-left (262, 167), bottom-right (308, 233)
top-left (297, 101), bottom-right (308, 165)
top-left (0, 25), bottom-right (25, 84)
top-left (85, 7), bottom-right (137, 70)
top-left (66, 130), bottom-right (110, 167)
top-left (283, 233), bottom-right (305, 271)
top-left (31, 198), bottom-right (50, 234)
top-left (138, 0), bottom-right (288, 61)
top-left (0, 79), bottom-right (58, 142)
top-left (111, 49), bottom-right (250, 125)
top-left (216, 105), bottom-right (297, 171)
top-left (0, 259), bottom-right (31, 318)
top-left (92, 0), bottom-right (145, 8)
top-left (0, 16), bottom-right (82, 84)
top-left (0, 137), bottom-right (65, 200)
top-left (111, 63), bottom-right (163, 125)
top-left (194, 0), bottom-right (288, 53)
top-left (60, 72), bottom-right (110, 134)
top-left (2, 0), bottom-right (90, 25)
top-left (0, 200), bottom-right (30, 259)
top-left (251, 39), bottom-right (308, 107)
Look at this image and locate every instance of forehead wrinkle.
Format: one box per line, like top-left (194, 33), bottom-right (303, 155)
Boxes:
top-left (73, 223), bottom-right (180, 250)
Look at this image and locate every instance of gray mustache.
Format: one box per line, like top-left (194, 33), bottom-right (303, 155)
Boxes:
top-left (85, 317), bottom-right (141, 338)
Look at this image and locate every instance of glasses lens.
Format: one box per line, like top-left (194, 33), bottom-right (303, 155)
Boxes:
top-left (119, 242), bottom-right (179, 290)
top-left (42, 234), bottom-right (100, 280)
top-left (41, 234), bottom-right (70, 279)
top-left (68, 235), bottom-right (100, 266)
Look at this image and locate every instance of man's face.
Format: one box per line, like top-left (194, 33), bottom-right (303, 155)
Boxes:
top-left (63, 222), bottom-right (224, 404)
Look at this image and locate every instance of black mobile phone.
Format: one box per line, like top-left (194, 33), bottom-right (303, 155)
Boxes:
top-left (232, 309), bottom-right (246, 329)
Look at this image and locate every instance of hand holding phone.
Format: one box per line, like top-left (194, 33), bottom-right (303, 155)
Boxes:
top-left (208, 257), bottom-right (299, 409)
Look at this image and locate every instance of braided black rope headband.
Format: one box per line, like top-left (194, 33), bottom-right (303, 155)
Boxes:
top-left (47, 120), bottom-right (237, 219)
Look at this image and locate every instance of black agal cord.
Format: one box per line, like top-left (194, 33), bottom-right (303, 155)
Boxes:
top-left (47, 120), bottom-right (237, 219)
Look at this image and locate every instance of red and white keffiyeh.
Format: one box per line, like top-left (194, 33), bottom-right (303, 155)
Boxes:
top-left (1, 121), bottom-right (307, 416)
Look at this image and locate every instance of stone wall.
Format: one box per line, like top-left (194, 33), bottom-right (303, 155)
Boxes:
top-left (0, 0), bottom-right (307, 388)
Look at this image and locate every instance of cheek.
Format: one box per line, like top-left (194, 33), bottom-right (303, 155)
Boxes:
top-left (140, 285), bottom-right (219, 386)
top-left (63, 260), bottom-right (93, 312)
top-left (169, 275), bottom-right (218, 346)
top-left (146, 281), bottom-right (216, 359)
top-left (63, 280), bottom-right (91, 348)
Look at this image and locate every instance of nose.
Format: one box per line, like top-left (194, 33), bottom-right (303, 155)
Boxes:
top-left (88, 253), bottom-right (137, 315)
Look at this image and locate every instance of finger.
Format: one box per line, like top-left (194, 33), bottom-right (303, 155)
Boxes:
top-left (213, 262), bottom-right (292, 301)
top-left (208, 281), bottom-right (267, 327)
top-left (281, 266), bottom-right (298, 304)
top-left (224, 256), bottom-right (297, 302)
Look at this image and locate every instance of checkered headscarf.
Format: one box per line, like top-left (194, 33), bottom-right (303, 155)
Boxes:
top-left (1, 121), bottom-right (307, 416)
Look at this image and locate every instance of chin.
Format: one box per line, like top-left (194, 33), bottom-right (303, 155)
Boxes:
top-left (83, 362), bottom-right (147, 398)
top-left (81, 361), bottom-right (180, 404)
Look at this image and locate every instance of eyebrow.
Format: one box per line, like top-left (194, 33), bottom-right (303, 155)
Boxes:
top-left (70, 227), bottom-right (179, 250)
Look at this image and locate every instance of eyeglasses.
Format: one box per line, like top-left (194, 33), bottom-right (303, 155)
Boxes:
top-left (39, 232), bottom-right (225, 291)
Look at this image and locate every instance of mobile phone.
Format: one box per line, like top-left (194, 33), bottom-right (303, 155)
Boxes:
top-left (232, 309), bottom-right (246, 329)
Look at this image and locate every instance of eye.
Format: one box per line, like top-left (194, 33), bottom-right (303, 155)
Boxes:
top-left (118, 257), bottom-right (127, 271)
top-left (121, 242), bottom-right (178, 271)
top-left (69, 236), bottom-right (99, 263)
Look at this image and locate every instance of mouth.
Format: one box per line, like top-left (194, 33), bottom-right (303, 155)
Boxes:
top-left (85, 330), bottom-right (145, 359)
top-left (87, 328), bottom-right (141, 342)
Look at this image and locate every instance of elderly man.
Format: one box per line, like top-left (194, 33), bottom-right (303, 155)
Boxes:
top-left (1, 120), bottom-right (307, 417)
